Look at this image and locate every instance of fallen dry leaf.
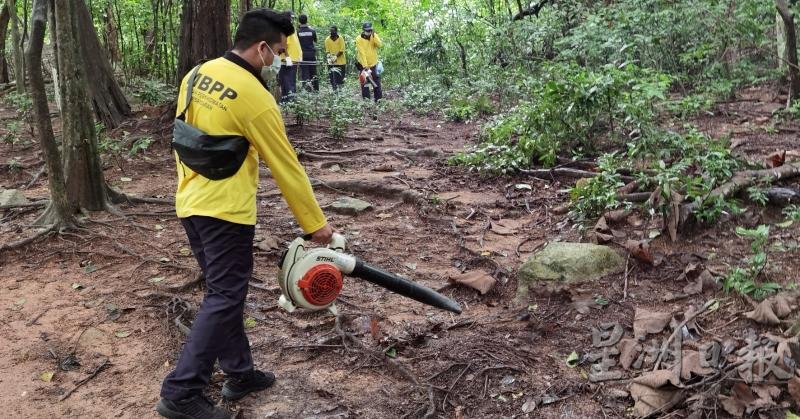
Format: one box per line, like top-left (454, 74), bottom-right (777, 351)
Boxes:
top-left (788, 376), bottom-right (800, 404)
top-left (619, 338), bottom-right (640, 370)
top-left (633, 309), bottom-right (672, 339)
top-left (633, 369), bottom-right (680, 388)
top-left (751, 385), bottom-right (780, 410)
top-left (719, 396), bottom-right (746, 417)
top-left (256, 235), bottom-right (281, 251)
top-left (630, 382), bottom-right (678, 417)
top-left (449, 271), bottom-right (496, 295)
top-left (569, 294), bottom-right (600, 315)
top-left (773, 294), bottom-right (795, 318)
top-left (666, 191), bottom-right (683, 242)
top-left (765, 151), bottom-right (786, 169)
top-left (680, 350), bottom-right (715, 381)
top-left (625, 239), bottom-right (654, 265)
top-left (745, 299), bottom-right (781, 325)
top-left (490, 221), bottom-right (517, 236)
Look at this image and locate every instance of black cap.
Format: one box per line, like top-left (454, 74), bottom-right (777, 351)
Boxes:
top-left (362, 22), bottom-right (373, 31)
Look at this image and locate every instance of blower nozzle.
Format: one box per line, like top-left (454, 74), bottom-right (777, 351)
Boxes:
top-left (352, 259), bottom-right (462, 314)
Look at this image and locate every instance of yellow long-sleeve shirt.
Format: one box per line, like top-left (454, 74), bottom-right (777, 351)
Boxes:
top-left (324, 36), bottom-right (346, 65)
top-left (280, 33), bottom-right (302, 63)
top-left (174, 53), bottom-right (326, 232)
top-left (356, 33), bottom-right (382, 68)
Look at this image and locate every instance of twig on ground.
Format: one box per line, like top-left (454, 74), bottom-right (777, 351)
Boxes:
top-left (622, 254), bottom-right (631, 301)
top-left (653, 299), bottom-right (717, 371)
top-left (26, 308), bottom-right (50, 326)
top-left (59, 358), bottom-right (111, 401)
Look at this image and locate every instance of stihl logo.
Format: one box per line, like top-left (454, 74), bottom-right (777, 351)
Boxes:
top-left (316, 256), bottom-right (336, 263)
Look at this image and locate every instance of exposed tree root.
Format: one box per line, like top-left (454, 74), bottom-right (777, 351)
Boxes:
top-left (106, 185), bottom-right (173, 205)
top-left (0, 200), bottom-right (48, 210)
top-left (0, 224), bottom-right (59, 253)
top-left (314, 179), bottom-right (425, 204)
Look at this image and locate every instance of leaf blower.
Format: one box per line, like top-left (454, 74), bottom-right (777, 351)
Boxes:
top-left (359, 68), bottom-right (377, 88)
top-left (277, 233), bottom-right (462, 315)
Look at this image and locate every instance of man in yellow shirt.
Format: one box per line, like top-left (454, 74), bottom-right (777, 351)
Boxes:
top-left (355, 22), bottom-right (383, 101)
top-left (278, 29), bottom-right (301, 103)
top-left (324, 25), bottom-right (346, 90)
top-left (157, 9), bottom-right (333, 419)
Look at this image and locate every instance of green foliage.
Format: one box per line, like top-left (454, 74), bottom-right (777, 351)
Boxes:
top-left (568, 154), bottom-right (626, 224)
top-left (452, 62), bottom-right (669, 172)
top-left (746, 185), bottom-right (768, 206)
top-left (131, 79), bottom-right (174, 106)
top-left (444, 94), bottom-right (494, 122)
top-left (283, 89), bottom-right (367, 139)
top-left (722, 225), bottom-right (780, 300)
top-left (783, 204), bottom-right (800, 221)
top-left (129, 137), bottom-right (153, 156)
top-left (6, 158), bottom-right (22, 173)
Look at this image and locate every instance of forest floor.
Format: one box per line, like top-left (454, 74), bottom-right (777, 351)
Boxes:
top-left (1, 85), bottom-right (800, 419)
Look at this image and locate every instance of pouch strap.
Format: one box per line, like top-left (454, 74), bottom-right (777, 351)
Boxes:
top-left (177, 64), bottom-right (203, 120)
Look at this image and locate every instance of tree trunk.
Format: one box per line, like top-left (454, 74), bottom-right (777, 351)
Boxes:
top-left (26, 0), bottom-right (74, 225)
top-left (6, 0), bottom-right (25, 93)
top-left (54, 0), bottom-right (108, 211)
top-left (238, 0), bottom-right (250, 19)
top-left (103, 1), bottom-right (121, 67)
top-left (74, 0), bottom-right (130, 128)
top-left (0, 6), bottom-right (10, 84)
top-left (177, 0), bottom-right (230, 79)
top-left (776, 0), bottom-right (800, 107)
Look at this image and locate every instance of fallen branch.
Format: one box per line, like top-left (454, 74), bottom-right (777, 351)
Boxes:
top-left (679, 163), bottom-right (800, 231)
top-left (520, 168), bottom-right (635, 183)
top-left (59, 358), bottom-right (111, 401)
top-left (652, 299), bottom-right (717, 371)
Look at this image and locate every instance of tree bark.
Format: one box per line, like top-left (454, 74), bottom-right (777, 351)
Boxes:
top-left (55, 0), bottom-right (108, 211)
top-left (73, 0), bottom-right (131, 128)
top-left (177, 0), bottom-right (230, 79)
top-left (6, 0), bottom-right (24, 93)
top-left (776, 0), bottom-right (800, 107)
top-left (238, 0), bottom-right (250, 19)
top-left (0, 6), bottom-right (10, 84)
top-left (103, 1), bottom-right (121, 66)
top-left (26, 0), bottom-right (74, 225)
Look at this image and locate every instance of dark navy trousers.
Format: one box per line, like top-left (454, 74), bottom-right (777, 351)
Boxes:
top-left (278, 64), bottom-right (297, 104)
top-left (161, 216), bottom-right (255, 400)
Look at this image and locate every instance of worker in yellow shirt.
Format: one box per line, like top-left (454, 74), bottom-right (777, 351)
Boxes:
top-left (158, 9), bottom-right (333, 419)
top-left (324, 25), bottom-right (346, 90)
top-left (355, 22), bottom-right (383, 101)
top-left (278, 28), bottom-right (301, 103)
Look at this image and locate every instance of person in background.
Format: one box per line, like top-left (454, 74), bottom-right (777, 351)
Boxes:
top-left (156, 8), bottom-right (333, 419)
top-left (278, 25), bottom-right (301, 103)
top-left (355, 21), bottom-right (383, 101)
top-left (296, 14), bottom-right (319, 92)
top-left (324, 25), bottom-right (346, 90)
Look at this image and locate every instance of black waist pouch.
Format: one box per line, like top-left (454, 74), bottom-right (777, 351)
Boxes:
top-left (172, 64), bottom-right (250, 181)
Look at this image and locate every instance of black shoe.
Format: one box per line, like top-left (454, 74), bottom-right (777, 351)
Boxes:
top-left (155, 394), bottom-right (230, 419)
top-left (221, 370), bottom-right (275, 401)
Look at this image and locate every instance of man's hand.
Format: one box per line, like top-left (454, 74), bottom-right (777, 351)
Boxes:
top-left (310, 223), bottom-right (334, 244)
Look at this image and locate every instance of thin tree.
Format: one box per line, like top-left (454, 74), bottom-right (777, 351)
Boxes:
top-left (54, 0), bottom-right (110, 211)
top-left (177, 0), bottom-right (230, 79)
top-left (6, 0), bottom-right (24, 93)
top-left (26, 0), bottom-right (74, 227)
top-left (0, 6), bottom-right (10, 84)
top-left (776, 0), bottom-right (800, 107)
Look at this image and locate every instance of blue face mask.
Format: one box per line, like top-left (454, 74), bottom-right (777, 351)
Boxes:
top-left (259, 43), bottom-right (282, 78)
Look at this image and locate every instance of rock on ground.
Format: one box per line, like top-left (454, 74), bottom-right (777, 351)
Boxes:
top-left (330, 196), bottom-right (373, 215)
top-left (0, 189), bottom-right (29, 207)
top-left (516, 242), bottom-right (625, 302)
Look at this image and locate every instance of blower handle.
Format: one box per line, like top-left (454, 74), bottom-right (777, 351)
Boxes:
top-left (301, 232), bottom-right (346, 252)
top-left (352, 259), bottom-right (462, 314)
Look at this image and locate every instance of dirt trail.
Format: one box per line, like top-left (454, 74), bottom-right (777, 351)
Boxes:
top-left (2, 88), bottom-right (800, 418)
